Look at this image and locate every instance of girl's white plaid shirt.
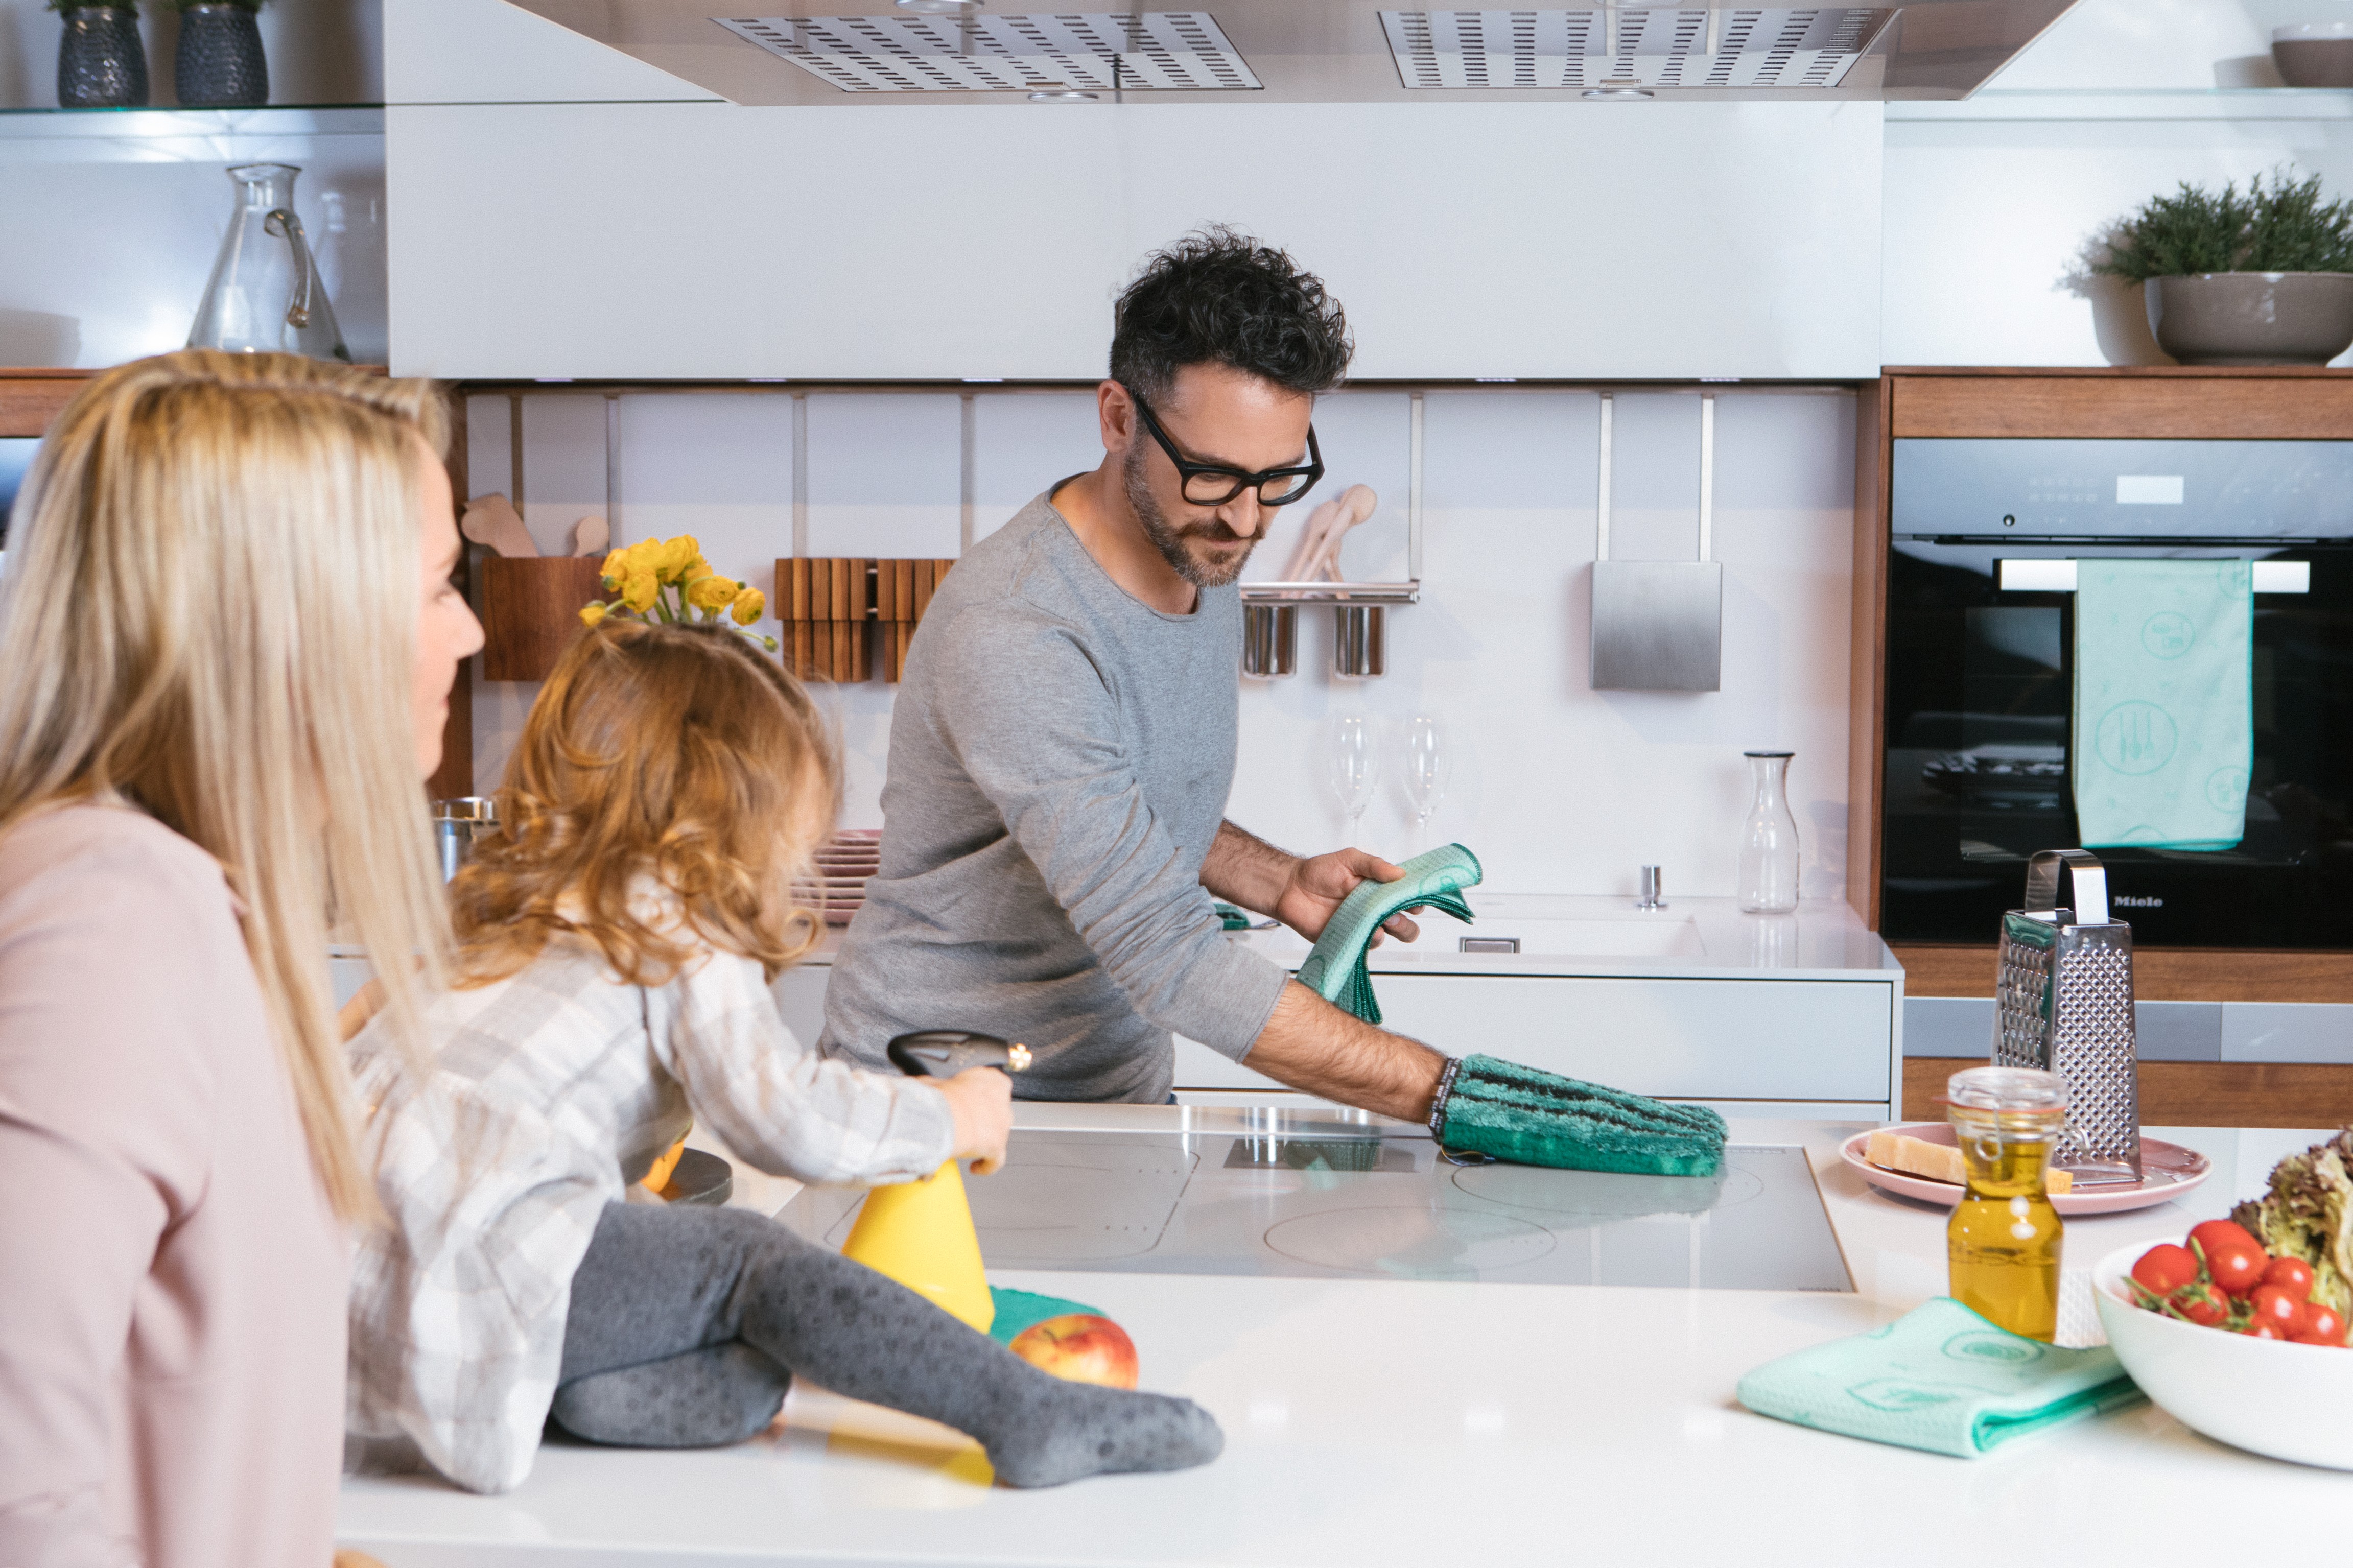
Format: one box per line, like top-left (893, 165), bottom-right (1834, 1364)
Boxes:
top-left (343, 937), bottom-right (954, 1493)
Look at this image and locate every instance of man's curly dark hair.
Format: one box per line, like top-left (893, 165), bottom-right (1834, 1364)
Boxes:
top-left (1109, 227), bottom-right (1353, 406)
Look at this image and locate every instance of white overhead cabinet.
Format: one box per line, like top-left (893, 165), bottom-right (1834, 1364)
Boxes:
top-left (386, 0), bottom-right (1885, 381)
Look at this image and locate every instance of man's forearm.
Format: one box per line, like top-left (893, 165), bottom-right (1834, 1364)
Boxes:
top-left (1238, 980), bottom-right (1448, 1124)
top-left (1201, 820), bottom-right (1297, 914)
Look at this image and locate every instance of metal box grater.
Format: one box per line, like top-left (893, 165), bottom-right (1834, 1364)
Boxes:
top-left (1991, 849), bottom-right (2142, 1183)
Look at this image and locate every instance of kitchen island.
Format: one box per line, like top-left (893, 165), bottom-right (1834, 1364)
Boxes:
top-left (339, 1110), bottom-right (2342, 1566)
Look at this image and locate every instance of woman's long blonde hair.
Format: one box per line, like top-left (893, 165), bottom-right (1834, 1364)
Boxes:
top-left (0, 350), bottom-right (456, 1220)
top-left (451, 619), bottom-right (834, 988)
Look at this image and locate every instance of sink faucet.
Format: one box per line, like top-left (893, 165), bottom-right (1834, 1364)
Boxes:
top-left (1633, 865), bottom-right (1668, 912)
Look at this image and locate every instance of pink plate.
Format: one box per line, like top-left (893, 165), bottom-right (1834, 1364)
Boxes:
top-left (1839, 1121), bottom-right (2211, 1216)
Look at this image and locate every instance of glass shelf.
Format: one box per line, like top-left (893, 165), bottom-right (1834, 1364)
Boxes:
top-left (1891, 87), bottom-right (2353, 124)
top-left (0, 104), bottom-right (384, 138)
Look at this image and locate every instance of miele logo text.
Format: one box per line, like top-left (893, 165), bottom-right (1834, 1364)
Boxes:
top-left (2114, 895), bottom-right (2163, 907)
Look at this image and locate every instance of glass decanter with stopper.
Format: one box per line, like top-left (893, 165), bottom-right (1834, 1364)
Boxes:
top-left (1945, 1065), bottom-right (2068, 1341)
top-left (1736, 749), bottom-right (1799, 913)
top-left (187, 164), bottom-right (350, 361)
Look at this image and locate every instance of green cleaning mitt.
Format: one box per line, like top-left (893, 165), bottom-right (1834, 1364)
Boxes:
top-left (1295, 843), bottom-right (1483, 1025)
top-left (1432, 1054), bottom-right (1728, 1177)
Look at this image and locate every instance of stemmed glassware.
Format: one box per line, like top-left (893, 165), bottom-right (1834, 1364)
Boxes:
top-left (1331, 717), bottom-right (1380, 844)
top-left (1403, 715), bottom-right (1445, 852)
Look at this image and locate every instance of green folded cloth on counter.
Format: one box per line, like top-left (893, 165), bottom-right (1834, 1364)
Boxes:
top-left (2073, 559), bottom-right (2253, 851)
top-left (1434, 1054), bottom-right (1726, 1177)
top-left (1736, 1298), bottom-right (2142, 1459)
top-left (987, 1287), bottom-right (1107, 1345)
top-left (1295, 843), bottom-right (1481, 1026)
top-left (1213, 900), bottom-right (1253, 932)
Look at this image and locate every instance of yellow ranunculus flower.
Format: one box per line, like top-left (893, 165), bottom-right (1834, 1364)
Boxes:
top-left (687, 575), bottom-right (739, 614)
top-left (601, 547), bottom-right (631, 587)
top-left (655, 535), bottom-right (703, 582)
top-left (731, 586), bottom-right (766, 626)
top-left (621, 569), bottom-right (660, 614)
top-left (579, 602), bottom-right (608, 628)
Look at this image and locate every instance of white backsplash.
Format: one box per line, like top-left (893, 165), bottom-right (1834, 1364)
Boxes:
top-left (465, 384), bottom-right (1855, 901)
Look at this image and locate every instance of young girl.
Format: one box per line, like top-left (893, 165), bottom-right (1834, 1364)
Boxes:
top-left (345, 619), bottom-right (1221, 1494)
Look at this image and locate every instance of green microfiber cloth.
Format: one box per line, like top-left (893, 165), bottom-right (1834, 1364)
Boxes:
top-left (1294, 843), bottom-right (1483, 1026)
top-left (986, 1287), bottom-right (1107, 1345)
top-left (1212, 900), bottom-right (1254, 932)
top-left (1434, 1054), bottom-right (1728, 1177)
top-left (1736, 1297), bottom-right (2142, 1459)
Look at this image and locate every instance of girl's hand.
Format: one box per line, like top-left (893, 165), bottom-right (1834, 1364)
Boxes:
top-left (937, 1066), bottom-right (1013, 1175)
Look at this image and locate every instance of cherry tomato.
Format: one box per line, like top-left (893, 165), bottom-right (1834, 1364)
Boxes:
top-left (2291, 1333), bottom-right (2347, 1348)
top-left (2248, 1284), bottom-right (2307, 1335)
top-left (2170, 1282), bottom-right (2232, 1327)
top-left (2299, 1303), bottom-right (2347, 1345)
top-left (2133, 1243), bottom-right (2200, 1297)
top-left (2260, 1255), bottom-right (2315, 1300)
top-left (2243, 1319), bottom-right (2288, 1340)
top-left (2191, 1230), bottom-right (2269, 1296)
top-left (2189, 1219), bottom-right (2263, 1257)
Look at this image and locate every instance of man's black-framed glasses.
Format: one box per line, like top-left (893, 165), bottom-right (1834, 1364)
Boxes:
top-left (1130, 391), bottom-right (1324, 508)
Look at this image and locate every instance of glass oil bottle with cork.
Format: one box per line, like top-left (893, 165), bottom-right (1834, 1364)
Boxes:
top-left (1945, 1065), bottom-right (2068, 1341)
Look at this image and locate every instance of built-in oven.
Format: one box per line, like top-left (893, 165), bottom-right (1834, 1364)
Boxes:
top-left (1880, 438), bottom-right (2353, 949)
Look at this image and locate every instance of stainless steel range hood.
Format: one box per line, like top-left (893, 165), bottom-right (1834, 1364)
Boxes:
top-left (508, 1), bottom-right (2077, 105)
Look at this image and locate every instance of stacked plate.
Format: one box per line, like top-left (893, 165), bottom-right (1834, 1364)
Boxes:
top-left (796, 829), bottom-right (880, 925)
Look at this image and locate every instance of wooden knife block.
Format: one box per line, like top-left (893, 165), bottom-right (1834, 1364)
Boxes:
top-left (776, 557), bottom-right (954, 683)
top-left (480, 556), bottom-right (608, 682)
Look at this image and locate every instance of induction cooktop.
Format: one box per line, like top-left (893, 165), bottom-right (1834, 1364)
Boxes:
top-left (780, 1118), bottom-right (1851, 1293)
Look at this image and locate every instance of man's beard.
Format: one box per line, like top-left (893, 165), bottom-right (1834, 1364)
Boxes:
top-left (1123, 442), bottom-right (1259, 589)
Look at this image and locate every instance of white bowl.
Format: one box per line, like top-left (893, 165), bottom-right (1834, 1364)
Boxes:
top-left (2092, 1240), bottom-right (2353, 1469)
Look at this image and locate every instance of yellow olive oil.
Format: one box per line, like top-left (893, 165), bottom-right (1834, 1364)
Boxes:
top-left (1946, 1122), bottom-right (2063, 1341)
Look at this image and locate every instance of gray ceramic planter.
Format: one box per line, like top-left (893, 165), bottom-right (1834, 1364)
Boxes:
top-left (2145, 272), bottom-right (2353, 366)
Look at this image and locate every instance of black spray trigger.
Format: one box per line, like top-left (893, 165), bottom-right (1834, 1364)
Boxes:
top-left (885, 1030), bottom-right (1032, 1079)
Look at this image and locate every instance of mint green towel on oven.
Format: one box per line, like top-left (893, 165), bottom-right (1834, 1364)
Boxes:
top-left (1736, 1298), bottom-right (2142, 1459)
top-left (2072, 559), bottom-right (2253, 851)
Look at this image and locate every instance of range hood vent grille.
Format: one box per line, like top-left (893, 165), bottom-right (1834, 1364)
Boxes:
top-left (714, 13), bottom-right (1264, 92)
top-left (1378, 8), bottom-right (1894, 90)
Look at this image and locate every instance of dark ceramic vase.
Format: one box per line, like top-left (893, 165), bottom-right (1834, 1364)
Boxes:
top-left (175, 4), bottom-right (269, 109)
top-left (57, 6), bottom-right (150, 108)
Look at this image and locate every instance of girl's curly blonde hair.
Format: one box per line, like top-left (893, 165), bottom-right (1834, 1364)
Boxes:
top-left (451, 619), bottom-right (834, 987)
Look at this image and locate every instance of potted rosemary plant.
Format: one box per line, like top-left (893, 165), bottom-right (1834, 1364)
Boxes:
top-left (2095, 169), bottom-right (2353, 365)
top-left (50, 0), bottom-right (148, 108)
top-left (170, 0), bottom-right (268, 108)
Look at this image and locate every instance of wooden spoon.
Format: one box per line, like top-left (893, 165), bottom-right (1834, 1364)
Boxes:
top-left (460, 494), bottom-right (538, 558)
top-left (573, 516), bottom-right (609, 557)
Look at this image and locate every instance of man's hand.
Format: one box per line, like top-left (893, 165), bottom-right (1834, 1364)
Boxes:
top-left (1274, 847), bottom-right (1420, 946)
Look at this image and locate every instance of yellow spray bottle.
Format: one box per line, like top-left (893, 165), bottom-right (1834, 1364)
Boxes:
top-left (840, 1031), bottom-right (1029, 1335)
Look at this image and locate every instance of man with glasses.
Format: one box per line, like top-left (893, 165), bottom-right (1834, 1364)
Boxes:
top-left (818, 229), bottom-right (1448, 1123)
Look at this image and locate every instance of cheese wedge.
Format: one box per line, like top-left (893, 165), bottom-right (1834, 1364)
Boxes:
top-left (1864, 1130), bottom-right (2072, 1194)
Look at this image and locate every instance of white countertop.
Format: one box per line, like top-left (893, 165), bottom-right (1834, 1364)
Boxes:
top-left (794, 894), bottom-right (1899, 982)
top-left (340, 1112), bottom-right (2342, 1566)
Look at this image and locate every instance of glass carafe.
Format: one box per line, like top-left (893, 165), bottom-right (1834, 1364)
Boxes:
top-left (188, 164), bottom-right (350, 361)
top-left (1945, 1065), bottom-right (2067, 1341)
top-left (1736, 749), bottom-right (1799, 913)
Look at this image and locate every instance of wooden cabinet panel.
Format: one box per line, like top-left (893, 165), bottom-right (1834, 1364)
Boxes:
top-left (0, 371), bottom-right (88, 438)
top-left (1889, 369), bottom-right (2353, 440)
top-left (1906, 1056), bottom-right (2353, 1128)
top-left (1891, 943), bottom-right (2353, 1004)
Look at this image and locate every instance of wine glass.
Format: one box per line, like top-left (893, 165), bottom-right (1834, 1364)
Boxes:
top-left (1403, 715), bottom-right (1445, 853)
top-left (1331, 716), bottom-right (1380, 844)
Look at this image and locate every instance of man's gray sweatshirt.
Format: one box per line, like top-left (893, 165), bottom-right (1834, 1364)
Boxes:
top-left (814, 490), bottom-right (1290, 1102)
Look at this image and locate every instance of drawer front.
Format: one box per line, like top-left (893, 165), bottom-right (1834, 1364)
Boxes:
top-left (1183, 975), bottom-right (1893, 1103)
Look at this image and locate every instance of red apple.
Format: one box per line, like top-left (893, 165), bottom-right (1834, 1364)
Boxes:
top-left (1007, 1314), bottom-right (1139, 1389)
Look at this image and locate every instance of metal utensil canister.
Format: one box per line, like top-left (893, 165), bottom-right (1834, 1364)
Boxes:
top-left (431, 797), bottom-right (498, 883)
top-left (1990, 848), bottom-right (2141, 1184)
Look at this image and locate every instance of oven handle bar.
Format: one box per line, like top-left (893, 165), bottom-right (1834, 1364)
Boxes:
top-left (1997, 559), bottom-right (2309, 593)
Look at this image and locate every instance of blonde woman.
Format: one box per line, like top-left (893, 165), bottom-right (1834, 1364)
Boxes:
top-left (0, 351), bottom-right (482, 1568)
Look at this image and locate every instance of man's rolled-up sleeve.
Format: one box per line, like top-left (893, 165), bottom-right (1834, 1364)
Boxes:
top-left (932, 611), bottom-right (1287, 1060)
